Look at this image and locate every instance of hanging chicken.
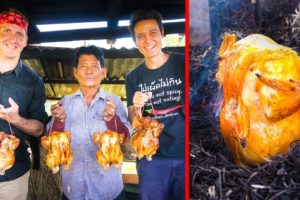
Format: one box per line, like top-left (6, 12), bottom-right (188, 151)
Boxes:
top-left (131, 115), bottom-right (164, 161)
top-left (0, 131), bottom-right (20, 175)
top-left (41, 131), bottom-right (73, 174)
top-left (93, 130), bottom-right (124, 171)
top-left (217, 34), bottom-right (300, 167)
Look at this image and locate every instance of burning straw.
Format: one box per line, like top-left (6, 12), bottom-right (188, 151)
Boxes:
top-left (190, 1), bottom-right (300, 199)
top-left (190, 127), bottom-right (300, 200)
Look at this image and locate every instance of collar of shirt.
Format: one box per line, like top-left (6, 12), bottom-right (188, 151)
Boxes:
top-left (0, 60), bottom-right (23, 77)
top-left (73, 88), bottom-right (108, 102)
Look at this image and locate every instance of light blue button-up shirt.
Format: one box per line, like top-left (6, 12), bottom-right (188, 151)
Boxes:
top-left (54, 89), bottom-right (132, 200)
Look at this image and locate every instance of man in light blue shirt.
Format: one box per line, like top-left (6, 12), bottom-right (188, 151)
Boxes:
top-left (50, 45), bottom-right (132, 200)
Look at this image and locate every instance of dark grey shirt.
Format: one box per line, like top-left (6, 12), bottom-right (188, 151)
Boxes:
top-left (0, 61), bottom-right (48, 182)
top-left (126, 53), bottom-right (185, 159)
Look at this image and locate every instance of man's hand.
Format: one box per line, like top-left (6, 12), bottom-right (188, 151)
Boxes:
top-left (133, 91), bottom-right (152, 108)
top-left (128, 92), bottom-right (152, 123)
top-left (0, 98), bottom-right (21, 124)
top-left (0, 98), bottom-right (44, 137)
top-left (103, 98), bottom-right (116, 122)
top-left (51, 102), bottom-right (66, 123)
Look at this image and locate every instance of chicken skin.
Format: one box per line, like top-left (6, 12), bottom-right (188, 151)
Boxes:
top-left (41, 131), bottom-right (73, 173)
top-left (131, 115), bottom-right (164, 161)
top-left (93, 130), bottom-right (124, 171)
top-left (0, 131), bottom-right (20, 175)
top-left (217, 34), bottom-right (300, 167)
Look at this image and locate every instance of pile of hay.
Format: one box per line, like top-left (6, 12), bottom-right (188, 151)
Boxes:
top-left (27, 148), bottom-right (62, 200)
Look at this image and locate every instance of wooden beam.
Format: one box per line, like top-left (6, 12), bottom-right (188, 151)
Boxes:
top-left (107, 0), bottom-right (123, 30)
top-left (22, 46), bottom-right (184, 59)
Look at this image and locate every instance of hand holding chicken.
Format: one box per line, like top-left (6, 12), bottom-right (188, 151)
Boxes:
top-left (50, 102), bottom-right (66, 123)
top-left (93, 130), bottom-right (124, 171)
top-left (131, 115), bottom-right (164, 161)
top-left (0, 131), bottom-right (20, 175)
top-left (133, 92), bottom-right (152, 108)
top-left (103, 98), bottom-right (116, 122)
top-left (41, 131), bottom-right (73, 174)
top-left (217, 34), bottom-right (300, 166)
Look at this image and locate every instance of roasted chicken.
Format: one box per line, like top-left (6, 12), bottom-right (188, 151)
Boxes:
top-left (0, 131), bottom-right (20, 175)
top-left (217, 34), bottom-right (300, 166)
top-left (41, 131), bottom-right (73, 173)
top-left (131, 115), bottom-right (164, 161)
top-left (93, 130), bottom-right (124, 171)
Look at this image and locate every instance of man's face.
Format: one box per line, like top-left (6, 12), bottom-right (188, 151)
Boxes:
top-left (134, 19), bottom-right (163, 59)
top-left (0, 23), bottom-right (27, 60)
top-left (73, 54), bottom-right (105, 88)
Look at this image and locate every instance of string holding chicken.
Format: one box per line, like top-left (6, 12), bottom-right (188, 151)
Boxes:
top-left (217, 34), bottom-right (300, 167)
top-left (41, 131), bottom-right (73, 174)
top-left (131, 115), bottom-right (164, 161)
top-left (0, 131), bottom-right (20, 175)
top-left (93, 130), bottom-right (124, 171)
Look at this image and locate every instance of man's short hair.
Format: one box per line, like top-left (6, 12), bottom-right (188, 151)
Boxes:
top-left (129, 8), bottom-right (164, 41)
top-left (74, 45), bottom-right (105, 68)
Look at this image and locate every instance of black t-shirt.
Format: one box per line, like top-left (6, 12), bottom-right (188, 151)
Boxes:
top-left (0, 61), bottom-right (48, 182)
top-left (126, 53), bottom-right (185, 159)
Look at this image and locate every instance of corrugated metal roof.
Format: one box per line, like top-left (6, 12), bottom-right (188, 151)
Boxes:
top-left (21, 46), bottom-right (184, 101)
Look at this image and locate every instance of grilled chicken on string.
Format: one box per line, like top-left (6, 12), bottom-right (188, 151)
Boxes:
top-left (93, 130), bottom-right (124, 171)
top-left (131, 115), bottom-right (164, 161)
top-left (0, 131), bottom-right (20, 175)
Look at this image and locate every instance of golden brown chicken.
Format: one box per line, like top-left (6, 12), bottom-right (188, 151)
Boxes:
top-left (131, 115), bottom-right (164, 161)
top-left (93, 130), bottom-right (124, 171)
top-left (0, 131), bottom-right (20, 175)
top-left (217, 34), bottom-right (300, 167)
top-left (41, 131), bottom-right (73, 173)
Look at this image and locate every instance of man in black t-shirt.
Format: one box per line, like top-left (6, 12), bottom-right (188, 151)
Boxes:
top-left (126, 8), bottom-right (185, 200)
top-left (0, 8), bottom-right (48, 199)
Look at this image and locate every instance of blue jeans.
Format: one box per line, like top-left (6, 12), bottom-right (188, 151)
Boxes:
top-left (137, 158), bottom-right (185, 200)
